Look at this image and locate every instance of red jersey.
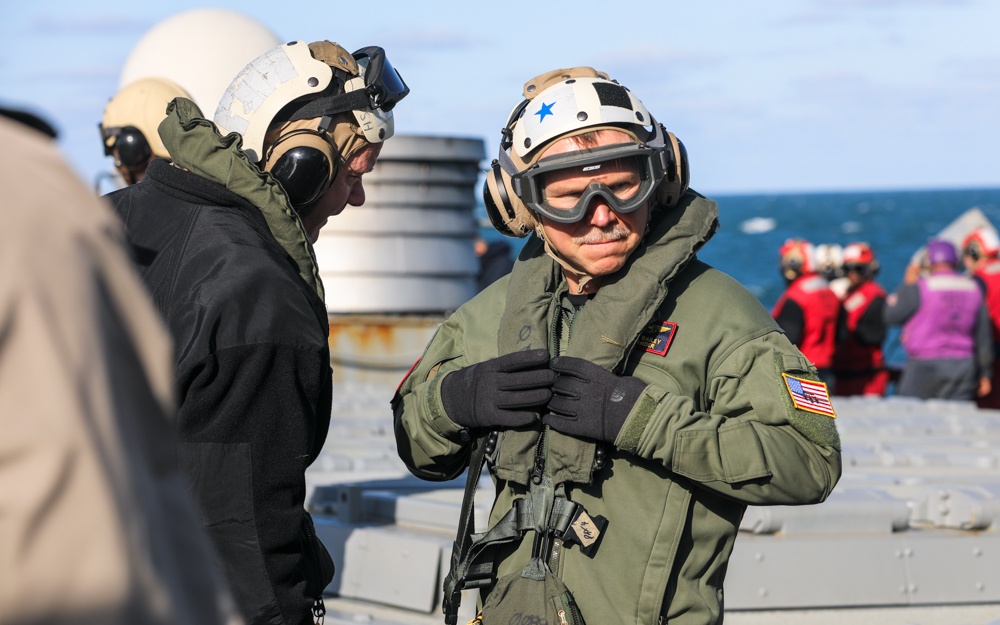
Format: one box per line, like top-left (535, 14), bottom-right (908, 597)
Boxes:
top-left (772, 274), bottom-right (840, 369)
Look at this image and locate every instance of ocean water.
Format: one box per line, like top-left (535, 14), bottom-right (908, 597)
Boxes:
top-left (701, 187), bottom-right (1000, 310)
top-left (479, 187), bottom-right (1000, 368)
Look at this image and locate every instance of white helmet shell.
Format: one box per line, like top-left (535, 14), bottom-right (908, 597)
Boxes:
top-left (510, 77), bottom-right (655, 161)
top-left (214, 41), bottom-right (333, 163)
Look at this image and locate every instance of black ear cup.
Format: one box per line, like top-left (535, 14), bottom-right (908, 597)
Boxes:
top-left (483, 160), bottom-right (517, 237)
top-left (654, 130), bottom-right (690, 209)
top-left (262, 124), bottom-right (339, 210)
top-left (114, 126), bottom-right (153, 168)
top-left (270, 146), bottom-right (333, 208)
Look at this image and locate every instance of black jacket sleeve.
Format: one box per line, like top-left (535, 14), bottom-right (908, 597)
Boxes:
top-left (774, 298), bottom-right (805, 346)
top-left (974, 303), bottom-right (995, 379)
top-left (176, 342), bottom-right (333, 625)
top-left (884, 284), bottom-right (920, 326)
top-left (855, 296), bottom-right (888, 346)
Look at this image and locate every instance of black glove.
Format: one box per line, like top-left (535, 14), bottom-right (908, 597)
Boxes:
top-left (440, 349), bottom-right (555, 430)
top-left (543, 356), bottom-right (648, 444)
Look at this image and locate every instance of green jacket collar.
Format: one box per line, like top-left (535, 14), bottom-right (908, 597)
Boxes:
top-left (158, 97), bottom-right (324, 301)
top-left (498, 191), bottom-right (719, 370)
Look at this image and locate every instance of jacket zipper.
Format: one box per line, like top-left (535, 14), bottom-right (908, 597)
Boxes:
top-left (529, 426), bottom-right (547, 485)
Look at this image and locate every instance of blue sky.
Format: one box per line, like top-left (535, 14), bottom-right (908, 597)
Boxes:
top-left (2, 0), bottom-right (998, 195)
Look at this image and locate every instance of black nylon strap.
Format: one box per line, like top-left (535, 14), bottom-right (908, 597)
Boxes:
top-left (286, 91), bottom-right (371, 122)
top-left (443, 436), bottom-right (489, 624)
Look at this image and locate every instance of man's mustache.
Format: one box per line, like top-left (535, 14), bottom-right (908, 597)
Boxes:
top-left (573, 224), bottom-right (631, 245)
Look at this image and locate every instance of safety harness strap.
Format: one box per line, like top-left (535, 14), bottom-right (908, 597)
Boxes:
top-left (443, 448), bottom-right (589, 623)
top-left (442, 436), bottom-right (486, 624)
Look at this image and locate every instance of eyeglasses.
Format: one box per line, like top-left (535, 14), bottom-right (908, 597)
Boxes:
top-left (99, 124), bottom-right (152, 167)
top-left (352, 46), bottom-right (409, 113)
top-left (843, 263), bottom-right (868, 273)
top-left (512, 142), bottom-right (665, 223)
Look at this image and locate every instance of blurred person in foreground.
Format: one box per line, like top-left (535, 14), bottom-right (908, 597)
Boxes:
top-left (99, 77), bottom-right (191, 186)
top-left (962, 227), bottom-right (1000, 408)
top-left (885, 238), bottom-right (992, 401)
top-left (832, 243), bottom-right (889, 396)
top-left (772, 238), bottom-right (841, 387)
top-left (392, 67), bottom-right (841, 625)
top-left (0, 106), bottom-right (239, 625)
top-left (105, 40), bottom-right (408, 625)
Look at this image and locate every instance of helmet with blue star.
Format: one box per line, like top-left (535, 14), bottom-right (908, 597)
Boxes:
top-left (510, 72), bottom-right (656, 162)
top-left (484, 66), bottom-right (689, 241)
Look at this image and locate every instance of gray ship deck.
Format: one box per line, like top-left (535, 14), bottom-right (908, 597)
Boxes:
top-left (306, 391), bottom-right (1000, 625)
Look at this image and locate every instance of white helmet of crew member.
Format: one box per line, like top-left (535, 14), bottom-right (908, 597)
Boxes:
top-left (484, 68), bottom-right (689, 237)
top-left (814, 243), bottom-right (844, 281)
top-left (214, 40), bottom-right (408, 209)
top-left (482, 67), bottom-right (690, 289)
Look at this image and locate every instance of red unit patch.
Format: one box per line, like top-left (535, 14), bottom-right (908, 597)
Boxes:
top-left (638, 320), bottom-right (677, 356)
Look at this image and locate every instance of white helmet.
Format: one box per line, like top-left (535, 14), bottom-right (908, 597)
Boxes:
top-left (213, 40), bottom-right (408, 162)
top-left (510, 76), bottom-right (657, 161)
top-left (484, 67), bottom-right (689, 238)
top-left (213, 40), bottom-right (408, 208)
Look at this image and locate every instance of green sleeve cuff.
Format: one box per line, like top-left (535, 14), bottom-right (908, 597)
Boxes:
top-left (615, 384), bottom-right (667, 453)
top-left (422, 371), bottom-right (466, 439)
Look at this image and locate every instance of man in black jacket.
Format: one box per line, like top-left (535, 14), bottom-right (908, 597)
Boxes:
top-left (106, 40), bottom-right (408, 625)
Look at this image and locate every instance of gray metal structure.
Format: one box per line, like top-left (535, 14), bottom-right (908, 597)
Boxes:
top-left (313, 135), bottom-right (483, 314)
top-left (306, 135), bottom-right (1000, 625)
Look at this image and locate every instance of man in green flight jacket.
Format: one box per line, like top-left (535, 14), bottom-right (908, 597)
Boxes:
top-left (393, 67), bottom-right (841, 625)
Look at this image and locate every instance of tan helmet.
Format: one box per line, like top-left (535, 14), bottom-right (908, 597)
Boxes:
top-left (100, 76), bottom-right (190, 159)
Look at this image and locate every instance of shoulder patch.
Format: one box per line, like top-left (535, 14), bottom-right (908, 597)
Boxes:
top-left (637, 320), bottom-right (677, 356)
top-left (782, 373), bottom-right (836, 418)
top-left (774, 351), bottom-right (841, 450)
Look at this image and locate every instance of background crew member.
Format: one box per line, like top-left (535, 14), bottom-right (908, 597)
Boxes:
top-left (99, 76), bottom-right (191, 186)
top-left (832, 242), bottom-right (889, 396)
top-left (772, 238), bottom-right (841, 386)
top-left (886, 238), bottom-right (993, 401)
top-left (962, 227), bottom-right (1000, 408)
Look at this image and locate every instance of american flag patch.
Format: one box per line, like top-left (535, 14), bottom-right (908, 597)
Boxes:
top-left (782, 373), bottom-right (837, 418)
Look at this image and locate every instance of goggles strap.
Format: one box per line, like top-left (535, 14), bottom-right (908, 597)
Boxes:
top-left (497, 147), bottom-right (521, 177)
top-left (286, 91), bottom-right (374, 122)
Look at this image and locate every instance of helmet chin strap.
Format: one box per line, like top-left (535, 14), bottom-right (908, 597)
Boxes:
top-left (533, 221), bottom-right (600, 295)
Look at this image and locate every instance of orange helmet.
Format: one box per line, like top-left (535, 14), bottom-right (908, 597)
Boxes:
top-left (779, 238), bottom-right (816, 281)
top-left (962, 228), bottom-right (1000, 261)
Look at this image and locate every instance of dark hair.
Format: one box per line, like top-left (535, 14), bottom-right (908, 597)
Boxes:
top-left (0, 106), bottom-right (57, 138)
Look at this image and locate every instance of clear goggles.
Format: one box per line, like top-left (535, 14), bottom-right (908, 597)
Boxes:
top-left (351, 46), bottom-right (409, 113)
top-left (512, 142), bottom-right (666, 223)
